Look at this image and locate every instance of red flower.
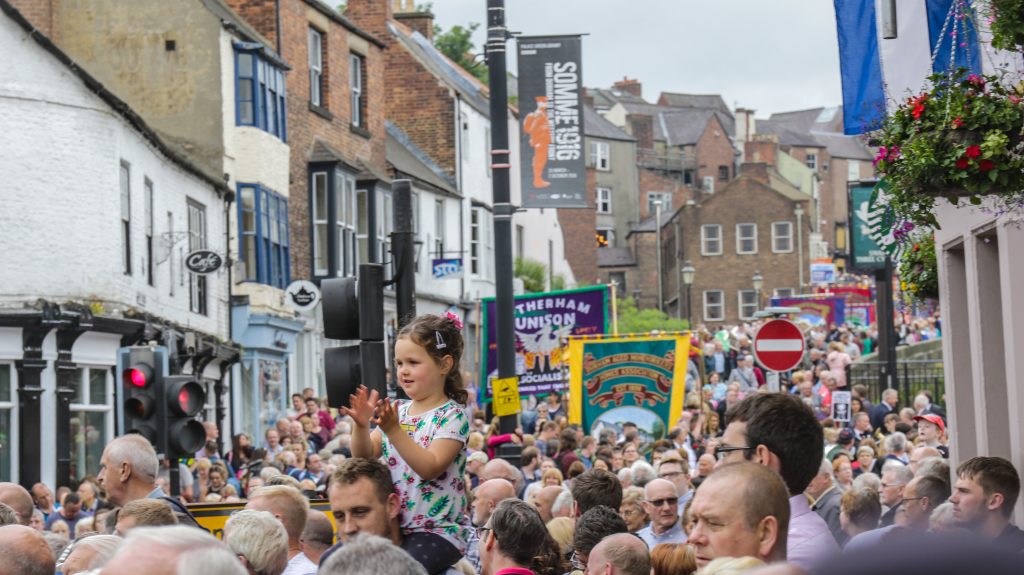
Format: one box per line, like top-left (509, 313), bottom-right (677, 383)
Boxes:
top-left (979, 159), bottom-right (996, 172)
top-left (956, 157), bottom-right (970, 169)
top-left (952, 116), bottom-right (964, 128)
top-left (965, 145), bottom-right (982, 158)
top-left (912, 102), bottom-right (926, 119)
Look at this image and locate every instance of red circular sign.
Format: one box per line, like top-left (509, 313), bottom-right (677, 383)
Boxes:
top-left (753, 319), bottom-right (806, 372)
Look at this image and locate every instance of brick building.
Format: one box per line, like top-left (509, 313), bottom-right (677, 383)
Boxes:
top-left (668, 161), bottom-right (813, 325)
top-left (739, 107), bottom-right (875, 270)
top-left (223, 0), bottom-right (390, 284)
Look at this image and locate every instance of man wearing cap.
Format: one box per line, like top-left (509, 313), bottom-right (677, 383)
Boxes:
top-left (829, 429), bottom-right (857, 462)
top-left (914, 414), bottom-right (949, 458)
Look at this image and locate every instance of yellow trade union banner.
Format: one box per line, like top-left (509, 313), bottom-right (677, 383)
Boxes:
top-left (189, 499), bottom-right (336, 539)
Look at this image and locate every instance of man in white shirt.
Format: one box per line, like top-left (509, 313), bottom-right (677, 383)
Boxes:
top-left (246, 485), bottom-right (317, 575)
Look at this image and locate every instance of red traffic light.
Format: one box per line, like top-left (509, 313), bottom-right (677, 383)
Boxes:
top-left (124, 364), bottom-right (153, 388)
top-left (165, 377), bottom-right (206, 417)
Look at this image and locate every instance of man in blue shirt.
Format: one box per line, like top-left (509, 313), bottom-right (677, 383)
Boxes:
top-left (636, 478), bottom-right (687, 549)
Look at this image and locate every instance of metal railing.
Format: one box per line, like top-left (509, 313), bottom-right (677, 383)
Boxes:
top-left (847, 359), bottom-right (945, 406)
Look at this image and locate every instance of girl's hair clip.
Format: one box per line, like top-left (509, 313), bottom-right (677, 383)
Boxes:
top-left (435, 330), bottom-right (447, 349)
top-left (445, 311), bottom-right (464, 330)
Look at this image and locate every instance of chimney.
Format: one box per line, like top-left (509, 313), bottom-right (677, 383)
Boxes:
top-left (345, 0), bottom-right (395, 43)
top-left (744, 136), bottom-right (777, 167)
top-left (734, 107), bottom-right (756, 151)
top-left (583, 90), bottom-right (595, 108)
top-left (613, 76), bottom-right (642, 99)
top-left (740, 162), bottom-right (770, 184)
top-left (627, 114), bottom-right (654, 150)
top-left (393, 0), bottom-right (434, 41)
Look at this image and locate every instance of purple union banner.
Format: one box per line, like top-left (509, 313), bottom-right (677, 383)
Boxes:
top-left (480, 286), bottom-right (608, 401)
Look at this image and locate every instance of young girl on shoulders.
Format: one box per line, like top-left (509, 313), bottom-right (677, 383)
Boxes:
top-left (342, 312), bottom-right (470, 574)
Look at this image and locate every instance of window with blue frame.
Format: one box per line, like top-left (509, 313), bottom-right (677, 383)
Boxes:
top-left (238, 184), bottom-right (290, 289)
top-left (235, 43), bottom-right (287, 141)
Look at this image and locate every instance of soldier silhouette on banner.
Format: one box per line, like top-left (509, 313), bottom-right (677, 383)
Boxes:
top-left (523, 96), bottom-right (551, 188)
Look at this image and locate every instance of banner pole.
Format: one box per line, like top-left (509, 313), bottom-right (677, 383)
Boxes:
top-left (610, 281), bottom-right (619, 336)
top-left (486, 0), bottom-right (521, 465)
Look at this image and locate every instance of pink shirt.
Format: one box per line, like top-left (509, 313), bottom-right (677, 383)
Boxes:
top-left (787, 493), bottom-right (840, 570)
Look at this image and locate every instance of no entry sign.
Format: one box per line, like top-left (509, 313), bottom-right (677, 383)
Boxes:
top-left (754, 319), bottom-right (805, 372)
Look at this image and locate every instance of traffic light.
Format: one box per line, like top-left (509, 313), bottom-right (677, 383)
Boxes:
top-left (323, 263), bottom-right (386, 408)
top-left (118, 346), bottom-right (164, 445)
top-left (162, 375), bottom-right (207, 460)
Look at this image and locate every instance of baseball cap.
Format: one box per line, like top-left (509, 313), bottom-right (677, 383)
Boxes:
top-left (838, 428), bottom-right (855, 444)
top-left (914, 413), bottom-right (946, 434)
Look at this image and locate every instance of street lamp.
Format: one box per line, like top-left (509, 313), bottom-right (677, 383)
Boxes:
top-left (681, 260), bottom-right (695, 327)
top-left (752, 270), bottom-right (764, 312)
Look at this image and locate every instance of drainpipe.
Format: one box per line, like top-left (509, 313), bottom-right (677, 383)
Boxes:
top-left (224, 193), bottom-right (235, 436)
top-left (795, 203), bottom-right (805, 290)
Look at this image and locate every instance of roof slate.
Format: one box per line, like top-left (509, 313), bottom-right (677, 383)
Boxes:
top-left (584, 106), bottom-right (635, 142)
top-left (389, 21), bottom-right (491, 117)
top-left (597, 247), bottom-right (636, 267)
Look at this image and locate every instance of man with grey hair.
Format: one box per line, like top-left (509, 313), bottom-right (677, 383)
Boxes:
top-left (96, 434), bottom-right (199, 527)
top-left (806, 459), bottom-right (845, 545)
top-left (224, 509), bottom-right (289, 575)
top-left (58, 533), bottom-right (121, 574)
top-left (551, 488), bottom-right (574, 519)
top-left (870, 388), bottom-right (899, 431)
top-left (879, 465), bottom-right (915, 527)
top-left (246, 485), bottom-right (315, 575)
top-left (101, 525), bottom-right (245, 575)
top-left (728, 355), bottom-right (759, 394)
top-left (584, 532), bottom-right (651, 575)
top-left (630, 460), bottom-right (656, 488)
top-left (320, 533), bottom-right (427, 575)
top-left (882, 432), bottom-right (910, 466)
top-left (0, 502), bottom-right (17, 526)
top-left (300, 510), bottom-right (335, 565)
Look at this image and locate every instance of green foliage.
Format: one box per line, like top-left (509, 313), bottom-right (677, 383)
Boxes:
top-left (872, 70), bottom-right (1024, 229)
top-left (987, 0), bottom-right (1024, 51)
top-left (514, 258), bottom-right (566, 294)
top-left (433, 23), bottom-right (489, 85)
top-left (897, 232), bottom-right (939, 302)
top-left (615, 297), bottom-right (689, 334)
top-left (551, 274), bottom-right (566, 291)
top-left (515, 258), bottom-right (546, 293)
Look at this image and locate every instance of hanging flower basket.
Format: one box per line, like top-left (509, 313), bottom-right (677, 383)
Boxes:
top-left (872, 70), bottom-right (1024, 228)
top-left (897, 232), bottom-right (939, 304)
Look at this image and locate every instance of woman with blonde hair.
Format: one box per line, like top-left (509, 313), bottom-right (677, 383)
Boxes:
top-left (546, 516), bottom-right (575, 558)
top-left (697, 556), bottom-right (764, 575)
top-left (541, 467), bottom-right (564, 487)
top-left (651, 543), bottom-right (697, 575)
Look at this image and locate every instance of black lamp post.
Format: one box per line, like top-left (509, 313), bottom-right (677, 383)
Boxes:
top-left (752, 270), bottom-right (764, 313)
top-left (682, 260), bottom-right (695, 327)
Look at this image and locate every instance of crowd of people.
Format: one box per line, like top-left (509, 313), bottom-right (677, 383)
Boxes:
top-left (2, 312), bottom-right (1021, 575)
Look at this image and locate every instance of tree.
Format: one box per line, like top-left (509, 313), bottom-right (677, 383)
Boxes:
top-left (615, 297), bottom-right (689, 334)
top-left (433, 23), bottom-right (489, 85)
top-left (515, 258), bottom-right (566, 294)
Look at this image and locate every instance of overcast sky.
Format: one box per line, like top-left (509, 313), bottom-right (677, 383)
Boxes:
top-left (431, 0), bottom-right (844, 118)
